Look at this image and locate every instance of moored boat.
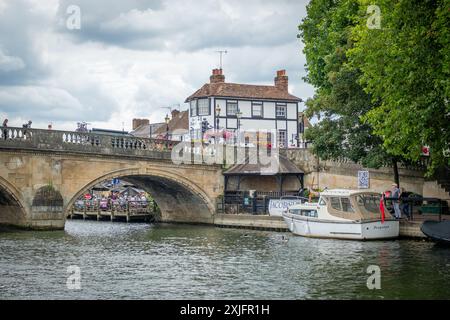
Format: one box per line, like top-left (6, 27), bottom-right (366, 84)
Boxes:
top-left (282, 189), bottom-right (399, 240)
top-left (421, 220), bottom-right (450, 245)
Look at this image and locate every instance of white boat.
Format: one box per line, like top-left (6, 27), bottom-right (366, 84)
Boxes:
top-left (282, 189), bottom-right (399, 240)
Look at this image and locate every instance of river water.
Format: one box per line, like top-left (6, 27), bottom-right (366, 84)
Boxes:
top-left (0, 220), bottom-right (449, 300)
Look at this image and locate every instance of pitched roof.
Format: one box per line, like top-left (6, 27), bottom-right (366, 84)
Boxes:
top-left (185, 82), bottom-right (302, 103)
top-left (298, 112), bottom-right (313, 128)
top-left (154, 110), bottom-right (189, 135)
top-left (224, 156), bottom-right (304, 176)
top-left (130, 123), bottom-right (165, 138)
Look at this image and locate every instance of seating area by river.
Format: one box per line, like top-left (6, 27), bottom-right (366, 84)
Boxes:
top-left (70, 183), bottom-right (159, 223)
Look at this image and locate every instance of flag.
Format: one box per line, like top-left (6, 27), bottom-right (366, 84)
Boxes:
top-left (379, 194), bottom-right (386, 224)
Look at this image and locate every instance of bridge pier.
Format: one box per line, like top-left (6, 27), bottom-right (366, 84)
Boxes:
top-left (29, 206), bottom-right (65, 230)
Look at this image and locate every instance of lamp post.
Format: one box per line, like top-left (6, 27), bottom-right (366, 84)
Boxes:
top-left (165, 114), bottom-right (170, 148)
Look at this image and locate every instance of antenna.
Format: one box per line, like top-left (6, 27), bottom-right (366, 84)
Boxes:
top-left (160, 103), bottom-right (181, 113)
top-left (216, 50), bottom-right (228, 69)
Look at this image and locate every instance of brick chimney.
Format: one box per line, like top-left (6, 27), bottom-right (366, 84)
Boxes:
top-left (210, 68), bottom-right (225, 83)
top-left (171, 109), bottom-right (180, 119)
top-left (274, 69), bottom-right (288, 92)
top-left (132, 118), bottom-right (149, 130)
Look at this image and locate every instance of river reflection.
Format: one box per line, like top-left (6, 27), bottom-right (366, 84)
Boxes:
top-left (0, 220), bottom-right (449, 299)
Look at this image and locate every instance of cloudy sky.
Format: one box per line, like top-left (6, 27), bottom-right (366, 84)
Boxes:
top-left (0, 0), bottom-right (314, 131)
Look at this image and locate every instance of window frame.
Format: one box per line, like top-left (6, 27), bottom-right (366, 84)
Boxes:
top-left (226, 100), bottom-right (239, 117)
top-left (277, 129), bottom-right (287, 148)
top-left (276, 103), bottom-right (287, 119)
top-left (330, 197), bottom-right (342, 211)
top-left (190, 100), bottom-right (197, 117)
top-left (251, 101), bottom-right (264, 118)
top-left (197, 98), bottom-right (210, 116)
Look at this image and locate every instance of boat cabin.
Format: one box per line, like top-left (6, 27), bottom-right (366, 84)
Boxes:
top-left (290, 190), bottom-right (393, 222)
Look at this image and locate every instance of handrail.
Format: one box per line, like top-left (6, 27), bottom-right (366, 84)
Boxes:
top-left (0, 126), bottom-right (178, 158)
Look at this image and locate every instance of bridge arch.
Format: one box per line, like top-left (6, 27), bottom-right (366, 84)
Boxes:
top-left (0, 176), bottom-right (28, 227)
top-left (65, 167), bottom-right (216, 224)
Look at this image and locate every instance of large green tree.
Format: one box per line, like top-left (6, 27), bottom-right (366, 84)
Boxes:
top-left (299, 0), bottom-right (400, 181)
top-left (349, 0), bottom-right (450, 174)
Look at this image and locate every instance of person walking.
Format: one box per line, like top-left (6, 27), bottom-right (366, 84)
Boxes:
top-left (391, 183), bottom-right (401, 219)
top-left (2, 118), bottom-right (8, 140)
top-left (22, 120), bottom-right (32, 139)
top-left (400, 187), bottom-right (410, 220)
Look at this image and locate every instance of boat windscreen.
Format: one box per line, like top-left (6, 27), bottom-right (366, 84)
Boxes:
top-left (356, 194), bottom-right (390, 219)
top-left (356, 194), bottom-right (381, 214)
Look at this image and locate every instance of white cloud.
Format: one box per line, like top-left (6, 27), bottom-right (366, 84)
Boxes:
top-left (0, 0), bottom-right (315, 132)
top-left (0, 50), bottom-right (26, 72)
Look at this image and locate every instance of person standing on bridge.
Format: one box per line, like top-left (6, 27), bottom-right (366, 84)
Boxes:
top-left (2, 118), bottom-right (8, 140)
top-left (22, 120), bottom-right (32, 139)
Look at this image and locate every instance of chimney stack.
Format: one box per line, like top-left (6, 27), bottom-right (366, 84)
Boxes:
top-left (275, 69), bottom-right (288, 92)
top-left (171, 109), bottom-right (180, 119)
top-left (210, 68), bottom-right (225, 83)
top-left (132, 118), bottom-right (150, 131)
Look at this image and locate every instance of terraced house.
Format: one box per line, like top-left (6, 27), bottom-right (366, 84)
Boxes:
top-left (185, 69), bottom-right (303, 148)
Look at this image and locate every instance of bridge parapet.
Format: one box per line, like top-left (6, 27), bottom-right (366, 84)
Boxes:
top-left (0, 127), bottom-right (176, 160)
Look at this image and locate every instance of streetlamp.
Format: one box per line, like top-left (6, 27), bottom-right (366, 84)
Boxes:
top-left (165, 114), bottom-right (170, 148)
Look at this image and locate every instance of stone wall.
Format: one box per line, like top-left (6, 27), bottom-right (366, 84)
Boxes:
top-left (285, 148), bottom-right (448, 198)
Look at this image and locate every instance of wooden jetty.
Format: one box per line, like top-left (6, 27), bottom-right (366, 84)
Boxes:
top-left (70, 200), bottom-right (158, 223)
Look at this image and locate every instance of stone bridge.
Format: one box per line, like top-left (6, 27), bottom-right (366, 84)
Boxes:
top-left (0, 127), bottom-right (223, 230)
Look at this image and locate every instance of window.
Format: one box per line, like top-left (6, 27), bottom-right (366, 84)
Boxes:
top-left (277, 130), bottom-right (286, 148)
top-left (276, 104), bottom-right (287, 118)
top-left (226, 121), bottom-right (237, 130)
top-left (252, 102), bottom-right (263, 118)
top-left (357, 194), bottom-right (381, 214)
top-left (340, 197), bottom-right (354, 213)
top-left (198, 99), bottom-right (210, 116)
top-left (227, 101), bottom-right (238, 116)
top-left (299, 121), bottom-right (304, 134)
top-left (319, 197), bottom-right (326, 206)
top-left (190, 100), bottom-right (197, 117)
top-left (330, 197), bottom-right (341, 211)
top-left (302, 210), bottom-right (318, 218)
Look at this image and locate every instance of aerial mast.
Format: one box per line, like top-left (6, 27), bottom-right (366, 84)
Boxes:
top-left (216, 50), bottom-right (228, 70)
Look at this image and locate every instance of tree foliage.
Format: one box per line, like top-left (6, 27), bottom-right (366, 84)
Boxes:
top-left (300, 0), bottom-right (449, 175)
top-left (299, 0), bottom-right (393, 169)
top-left (349, 0), bottom-right (450, 173)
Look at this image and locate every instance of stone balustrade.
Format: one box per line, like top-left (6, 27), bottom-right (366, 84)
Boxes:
top-left (0, 127), bottom-right (177, 160)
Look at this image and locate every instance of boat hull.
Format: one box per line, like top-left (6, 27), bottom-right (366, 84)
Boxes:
top-left (282, 213), bottom-right (399, 240)
top-left (421, 221), bottom-right (450, 245)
